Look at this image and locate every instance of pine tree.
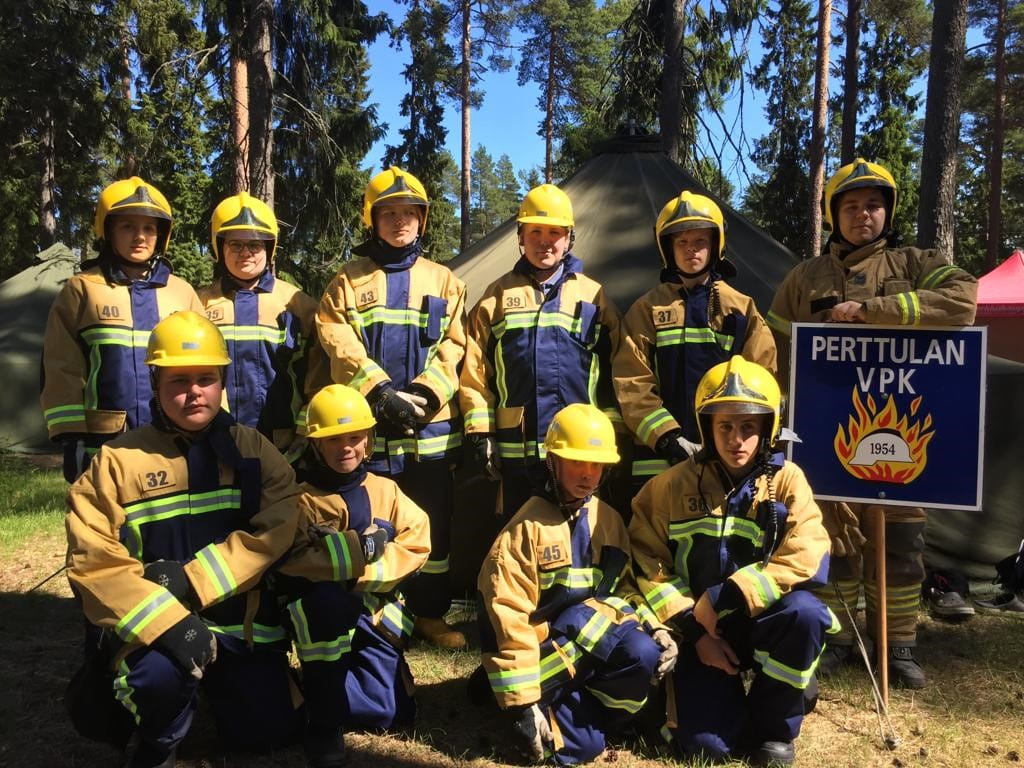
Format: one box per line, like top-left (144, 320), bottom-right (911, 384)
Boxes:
top-left (383, 0), bottom-right (459, 262)
top-left (856, 0), bottom-right (929, 242)
top-left (0, 0), bottom-right (109, 274)
top-left (271, 0), bottom-right (388, 296)
top-left (955, 0), bottom-right (1024, 274)
top-left (742, 0), bottom-right (816, 256)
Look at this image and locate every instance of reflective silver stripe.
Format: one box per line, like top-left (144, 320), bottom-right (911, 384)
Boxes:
top-left (194, 544), bottom-right (237, 602)
top-left (114, 588), bottom-right (177, 643)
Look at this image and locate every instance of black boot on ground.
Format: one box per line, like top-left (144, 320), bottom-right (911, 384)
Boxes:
top-left (749, 740), bottom-right (796, 767)
top-left (123, 735), bottom-right (176, 768)
top-left (816, 643), bottom-right (853, 676)
top-left (304, 726), bottom-right (347, 768)
top-left (887, 645), bottom-right (926, 689)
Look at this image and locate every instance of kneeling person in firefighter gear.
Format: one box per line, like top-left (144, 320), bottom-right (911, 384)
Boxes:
top-left (461, 184), bottom-right (624, 520)
top-left (628, 357), bottom-right (835, 767)
top-left (477, 404), bottom-right (673, 765)
top-left (317, 167), bottom-right (467, 649)
top-left (65, 311), bottom-right (305, 768)
top-left (276, 384), bottom-right (430, 768)
top-left (199, 192), bottom-right (329, 458)
top-left (614, 191), bottom-right (775, 498)
top-left (42, 177), bottom-right (203, 483)
top-left (766, 159), bottom-right (978, 689)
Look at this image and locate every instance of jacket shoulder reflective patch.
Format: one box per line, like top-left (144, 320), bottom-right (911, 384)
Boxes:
top-left (651, 305), bottom-right (680, 327)
top-left (536, 541), bottom-right (570, 569)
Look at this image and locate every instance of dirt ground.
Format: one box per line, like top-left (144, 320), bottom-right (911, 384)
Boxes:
top-left (2, 528), bottom-right (1023, 768)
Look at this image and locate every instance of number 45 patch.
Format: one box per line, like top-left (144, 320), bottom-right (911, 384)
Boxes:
top-left (536, 543), bottom-right (566, 566)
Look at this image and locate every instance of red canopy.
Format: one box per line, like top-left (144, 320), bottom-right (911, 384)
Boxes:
top-left (978, 249), bottom-right (1024, 317)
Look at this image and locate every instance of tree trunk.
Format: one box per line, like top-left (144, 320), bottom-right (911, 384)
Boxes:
top-left (807, 0), bottom-right (831, 258)
top-left (917, 0), bottom-right (968, 256)
top-left (544, 31), bottom-right (556, 182)
top-left (231, 50), bottom-right (250, 194)
top-left (39, 109), bottom-right (56, 249)
top-left (659, 0), bottom-right (684, 162)
top-left (119, 23), bottom-right (137, 178)
top-left (840, 0), bottom-right (861, 164)
top-left (247, 0), bottom-right (274, 206)
top-left (985, 0), bottom-right (1007, 272)
top-left (460, 1), bottom-right (472, 251)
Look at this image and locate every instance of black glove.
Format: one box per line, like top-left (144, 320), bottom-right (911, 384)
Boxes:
top-left (369, 386), bottom-right (418, 437)
top-left (506, 703), bottom-right (552, 762)
top-left (361, 524), bottom-right (390, 564)
top-left (405, 382), bottom-right (441, 414)
top-left (59, 433), bottom-right (89, 483)
top-left (143, 560), bottom-right (194, 606)
top-left (655, 429), bottom-right (700, 465)
top-left (467, 433), bottom-right (501, 481)
top-left (154, 615), bottom-right (217, 679)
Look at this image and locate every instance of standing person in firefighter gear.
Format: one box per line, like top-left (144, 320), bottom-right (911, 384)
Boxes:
top-left (276, 384), bottom-right (430, 768)
top-left (460, 183), bottom-right (624, 520)
top-left (629, 357), bottom-right (835, 767)
top-left (65, 311), bottom-right (304, 768)
top-left (766, 159), bottom-right (977, 689)
top-left (614, 191), bottom-right (776, 498)
top-left (476, 404), bottom-right (674, 766)
top-left (317, 166), bottom-right (467, 649)
top-left (42, 177), bottom-right (203, 483)
top-left (198, 192), bottom-right (329, 459)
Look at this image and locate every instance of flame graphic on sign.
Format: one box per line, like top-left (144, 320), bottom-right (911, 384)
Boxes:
top-left (833, 389), bottom-right (935, 484)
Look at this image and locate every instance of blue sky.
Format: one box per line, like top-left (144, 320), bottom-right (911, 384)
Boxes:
top-left (363, 1), bottom-right (982, 201)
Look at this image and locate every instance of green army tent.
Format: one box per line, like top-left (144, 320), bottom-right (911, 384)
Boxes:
top-left (446, 134), bottom-right (1022, 592)
top-left (0, 244), bottom-right (76, 453)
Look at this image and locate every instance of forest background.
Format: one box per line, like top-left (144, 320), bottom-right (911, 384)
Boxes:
top-left (1, 0), bottom-right (1020, 301)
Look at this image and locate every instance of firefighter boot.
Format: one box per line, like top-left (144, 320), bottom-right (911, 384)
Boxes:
top-left (304, 725), bottom-right (346, 768)
top-left (887, 645), bottom-right (926, 689)
top-left (749, 740), bottom-right (796, 767)
top-left (816, 643), bottom-right (853, 676)
top-left (414, 617), bottom-right (467, 650)
top-left (124, 735), bottom-right (176, 768)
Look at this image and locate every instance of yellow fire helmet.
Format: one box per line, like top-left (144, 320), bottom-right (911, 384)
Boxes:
top-left (362, 166), bottom-right (430, 233)
top-left (94, 177), bottom-right (174, 253)
top-left (517, 184), bottom-right (574, 229)
top-left (823, 158), bottom-right (898, 233)
top-left (305, 384), bottom-right (377, 439)
top-left (655, 190), bottom-right (727, 269)
top-left (145, 311), bottom-right (231, 368)
top-left (210, 192), bottom-right (279, 263)
top-left (543, 403), bottom-right (620, 464)
top-left (694, 356), bottom-right (781, 447)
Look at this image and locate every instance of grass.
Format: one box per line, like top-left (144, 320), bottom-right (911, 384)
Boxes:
top-left (0, 454), bottom-right (66, 557)
top-left (1, 456), bottom-right (1022, 766)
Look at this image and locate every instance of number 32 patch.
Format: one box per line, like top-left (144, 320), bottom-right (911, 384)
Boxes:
top-left (139, 468), bottom-right (176, 493)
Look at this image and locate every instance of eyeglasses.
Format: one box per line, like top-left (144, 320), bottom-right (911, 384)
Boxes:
top-left (225, 240), bottom-right (267, 254)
